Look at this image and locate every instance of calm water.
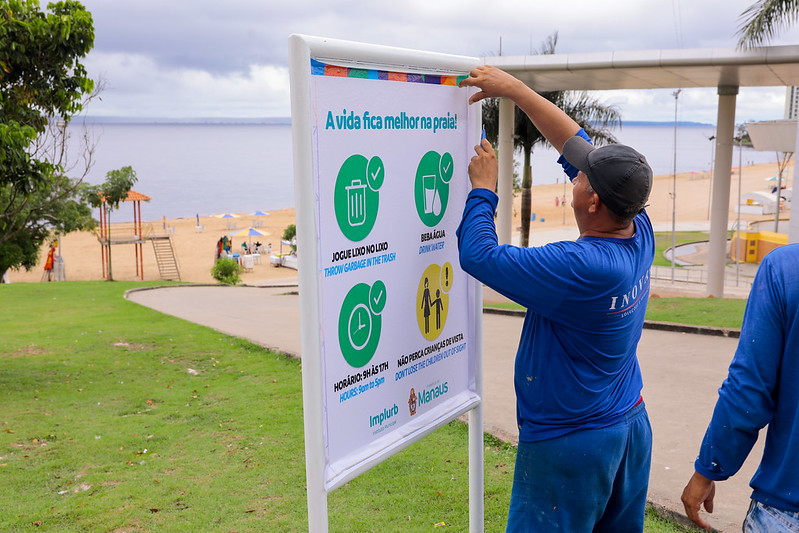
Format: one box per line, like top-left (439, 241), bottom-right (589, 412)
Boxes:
top-left (73, 123), bottom-right (295, 223)
top-left (526, 124), bottom-right (779, 186)
top-left (70, 122), bottom-right (778, 222)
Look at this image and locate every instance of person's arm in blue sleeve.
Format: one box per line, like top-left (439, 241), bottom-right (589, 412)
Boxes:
top-left (696, 259), bottom-right (783, 479)
top-left (557, 128), bottom-right (592, 181)
top-left (456, 137), bottom-right (573, 312)
top-left (681, 257), bottom-right (784, 529)
top-left (457, 66), bottom-right (592, 310)
top-left (459, 65), bottom-right (581, 152)
top-left (456, 188), bottom-right (565, 310)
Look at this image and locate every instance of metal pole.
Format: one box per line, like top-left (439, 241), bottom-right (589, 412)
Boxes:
top-left (736, 139), bottom-right (742, 286)
top-left (497, 98), bottom-right (515, 245)
top-left (469, 277), bottom-right (484, 533)
top-left (775, 155), bottom-right (783, 233)
top-left (788, 121), bottom-right (799, 243)
top-left (671, 89), bottom-right (681, 283)
top-left (707, 135), bottom-right (715, 220)
top-left (707, 86), bottom-right (738, 298)
top-left (289, 34), bottom-right (328, 533)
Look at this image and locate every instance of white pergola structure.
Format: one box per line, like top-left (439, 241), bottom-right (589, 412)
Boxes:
top-left (487, 45), bottom-right (799, 297)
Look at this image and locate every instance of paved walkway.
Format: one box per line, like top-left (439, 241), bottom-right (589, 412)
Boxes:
top-left (127, 282), bottom-right (761, 532)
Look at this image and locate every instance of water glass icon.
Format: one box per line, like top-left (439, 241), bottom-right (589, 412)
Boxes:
top-left (423, 174), bottom-right (436, 214)
top-left (346, 179), bottom-right (367, 227)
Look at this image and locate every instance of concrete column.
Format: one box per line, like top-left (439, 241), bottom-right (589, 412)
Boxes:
top-left (497, 98), bottom-right (515, 245)
top-left (789, 119), bottom-right (799, 243)
top-left (707, 86), bottom-right (738, 298)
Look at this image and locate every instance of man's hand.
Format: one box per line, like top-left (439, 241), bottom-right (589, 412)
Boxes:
top-left (468, 138), bottom-right (497, 191)
top-left (459, 65), bottom-right (525, 105)
top-left (681, 471), bottom-right (716, 530)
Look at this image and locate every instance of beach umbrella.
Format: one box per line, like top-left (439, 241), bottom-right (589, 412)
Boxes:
top-left (231, 226), bottom-right (269, 247)
top-left (250, 210), bottom-right (270, 228)
top-left (232, 227), bottom-right (268, 237)
top-left (215, 212), bottom-right (239, 218)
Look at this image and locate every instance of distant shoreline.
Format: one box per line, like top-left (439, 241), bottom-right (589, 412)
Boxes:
top-left (75, 117), bottom-right (714, 128)
top-left (76, 116), bottom-right (293, 126)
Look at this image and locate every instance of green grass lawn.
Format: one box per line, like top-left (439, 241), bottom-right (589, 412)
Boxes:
top-left (0, 282), bottom-right (694, 532)
top-left (653, 231), bottom-right (710, 267)
top-left (646, 296), bottom-right (747, 329)
top-left (488, 296), bottom-right (747, 330)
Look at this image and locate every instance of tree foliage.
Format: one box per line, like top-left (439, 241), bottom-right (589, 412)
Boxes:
top-left (211, 257), bottom-right (242, 285)
top-left (85, 166), bottom-right (137, 281)
top-left (86, 166), bottom-right (138, 212)
top-left (0, 0), bottom-right (96, 277)
top-left (737, 0), bottom-right (799, 48)
top-left (282, 223), bottom-right (297, 252)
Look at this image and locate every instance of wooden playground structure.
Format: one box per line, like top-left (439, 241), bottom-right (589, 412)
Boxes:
top-left (96, 190), bottom-right (180, 281)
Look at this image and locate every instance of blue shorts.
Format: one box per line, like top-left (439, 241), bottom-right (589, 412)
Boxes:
top-left (506, 402), bottom-right (652, 533)
top-left (744, 500), bottom-right (799, 532)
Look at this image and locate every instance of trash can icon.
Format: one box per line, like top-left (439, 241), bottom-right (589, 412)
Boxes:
top-left (346, 179), bottom-right (367, 227)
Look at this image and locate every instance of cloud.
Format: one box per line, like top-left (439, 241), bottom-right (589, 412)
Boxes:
top-left (597, 86), bottom-right (790, 124)
top-left (77, 0), bottom-right (799, 119)
top-left (85, 53), bottom-right (290, 117)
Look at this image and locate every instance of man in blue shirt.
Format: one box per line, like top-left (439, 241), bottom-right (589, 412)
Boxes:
top-left (682, 244), bottom-right (799, 531)
top-left (458, 66), bottom-right (655, 531)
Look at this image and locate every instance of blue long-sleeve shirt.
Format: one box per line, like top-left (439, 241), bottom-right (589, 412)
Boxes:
top-left (695, 244), bottom-right (799, 512)
top-left (456, 181), bottom-right (654, 442)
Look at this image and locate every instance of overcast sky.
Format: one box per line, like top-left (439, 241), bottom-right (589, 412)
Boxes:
top-left (78, 0), bottom-right (799, 123)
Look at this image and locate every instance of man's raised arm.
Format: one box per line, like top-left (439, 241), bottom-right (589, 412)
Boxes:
top-left (459, 65), bottom-right (580, 152)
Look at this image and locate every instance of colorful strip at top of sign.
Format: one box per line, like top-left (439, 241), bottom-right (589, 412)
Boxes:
top-left (310, 59), bottom-right (467, 86)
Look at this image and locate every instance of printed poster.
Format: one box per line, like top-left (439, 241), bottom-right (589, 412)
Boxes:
top-left (309, 60), bottom-right (481, 490)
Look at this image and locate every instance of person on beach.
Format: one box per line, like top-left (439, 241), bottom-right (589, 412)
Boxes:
top-left (457, 65), bottom-right (654, 531)
top-left (681, 244), bottom-right (799, 531)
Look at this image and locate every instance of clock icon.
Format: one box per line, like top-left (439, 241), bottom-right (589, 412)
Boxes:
top-left (338, 282), bottom-right (384, 368)
top-left (347, 303), bottom-right (372, 351)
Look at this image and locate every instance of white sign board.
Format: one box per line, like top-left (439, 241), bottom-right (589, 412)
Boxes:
top-left (289, 35), bottom-right (484, 531)
top-left (311, 62), bottom-right (481, 490)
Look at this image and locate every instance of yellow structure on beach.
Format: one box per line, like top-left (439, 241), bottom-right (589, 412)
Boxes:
top-left (731, 229), bottom-right (788, 263)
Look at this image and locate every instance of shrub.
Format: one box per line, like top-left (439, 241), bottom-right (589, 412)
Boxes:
top-left (211, 257), bottom-right (242, 285)
top-left (282, 224), bottom-right (297, 252)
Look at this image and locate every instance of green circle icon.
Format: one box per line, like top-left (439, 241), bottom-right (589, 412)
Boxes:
top-left (439, 152), bottom-right (454, 183)
top-left (367, 156), bottom-right (385, 191)
top-left (335, 155), bottom-right (383, 242)
top-left (369, 280), bottom-right (387, 315)
top-left (338, 282), bottom-right (384, 368)
top-left (414, 151), bottom-right (451, 227)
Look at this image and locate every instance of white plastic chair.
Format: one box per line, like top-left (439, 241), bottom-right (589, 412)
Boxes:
top-left (242, 255), bottom-right (254, 272)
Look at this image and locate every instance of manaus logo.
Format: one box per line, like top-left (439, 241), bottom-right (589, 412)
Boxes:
top-left (408, 387), bottom-right (417, 416)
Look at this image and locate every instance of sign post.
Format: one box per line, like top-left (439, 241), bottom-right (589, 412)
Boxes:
top-left (289, 34), bottom-right (483, 531)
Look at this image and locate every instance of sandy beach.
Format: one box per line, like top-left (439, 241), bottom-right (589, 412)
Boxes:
top-left (8, 160), bottom-right (793, 284)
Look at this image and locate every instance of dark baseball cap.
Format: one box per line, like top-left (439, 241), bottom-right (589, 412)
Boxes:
top-left (562, 136), bottom-right (653, 217)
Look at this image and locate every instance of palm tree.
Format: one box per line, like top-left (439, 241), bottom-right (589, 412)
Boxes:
top-left (737, 0), bottom-right (799, 48)
top-left (483, 33), bottom-right (622, 247)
